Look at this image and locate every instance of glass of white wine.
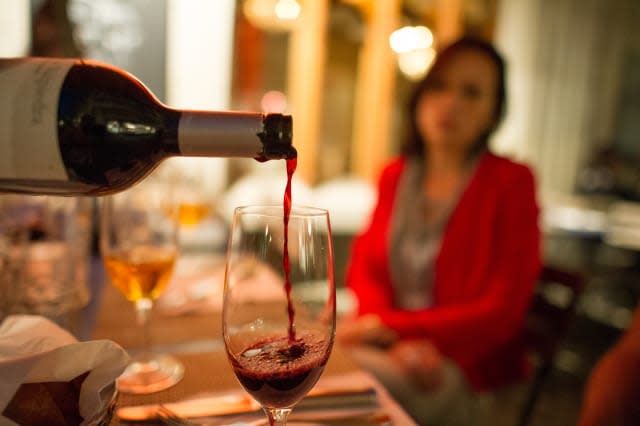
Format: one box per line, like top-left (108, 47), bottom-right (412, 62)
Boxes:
top-left (99, 180), bottom-right (184, 394)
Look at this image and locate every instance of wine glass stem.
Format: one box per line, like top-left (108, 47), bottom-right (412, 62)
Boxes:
top-left (135, 298), bottom-right (153, 362)
top-left (265, 408), bottom-right (291, 426)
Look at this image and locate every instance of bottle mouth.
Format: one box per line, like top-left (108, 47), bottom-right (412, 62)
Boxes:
top-left (254, 147), bottom-right (297, 162)
top-left (258, 114), bottom-right (296, 160)
top-left (283, 145), bottom-right (298, 159)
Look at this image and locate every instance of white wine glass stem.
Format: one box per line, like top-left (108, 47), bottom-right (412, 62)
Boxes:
top-left (135, 298), bottom-right (153, 363)
top-left (265, 408), bottom-right (292, 426)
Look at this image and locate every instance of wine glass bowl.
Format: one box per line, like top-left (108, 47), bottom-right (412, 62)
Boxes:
top-left (223, 205), bottom-right (335, 424)
top-left (100, 182), bottom-right (184, 394)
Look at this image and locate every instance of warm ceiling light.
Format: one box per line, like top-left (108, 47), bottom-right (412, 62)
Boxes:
top-left (243, 0), bottom-right (301, 32)
top-left (389, 25), bottom-right (435, 81)
top-left (397, 47), bottom-right (436, 81)
top-left (275, 0), bottom-right (301, 20)
top-left (389, 25), bottom-right (433, 54)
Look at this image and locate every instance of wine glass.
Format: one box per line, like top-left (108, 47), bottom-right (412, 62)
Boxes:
top-left (223, 205), bottom-right (336, 426)
top-left (99, 182), bottom-right (184, 394)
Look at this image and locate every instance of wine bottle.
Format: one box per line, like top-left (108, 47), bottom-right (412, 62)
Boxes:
top-left (0, 57), bottom-right (296, 196)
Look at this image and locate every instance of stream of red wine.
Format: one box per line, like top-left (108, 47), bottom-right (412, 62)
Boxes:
top-left (283, 157), bottom-right (297, 343)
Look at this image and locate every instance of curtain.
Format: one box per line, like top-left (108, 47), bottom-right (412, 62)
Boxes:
top-left (492, 0), bottom-right (635, 198)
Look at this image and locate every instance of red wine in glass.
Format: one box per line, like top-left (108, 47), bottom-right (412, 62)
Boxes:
top-left (230, 332), bottom-right (330, 409)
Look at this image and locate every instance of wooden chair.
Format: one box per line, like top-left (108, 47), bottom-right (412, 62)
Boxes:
top-left (517, 265), bottom-right (585, 426)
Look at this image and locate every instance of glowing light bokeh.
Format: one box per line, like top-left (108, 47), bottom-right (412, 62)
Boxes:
top-left (389, 25), bottom-right (436, 81)
top-left (243, 0), bottom-right (301, 32)
top-left (389, 25), bottom-right (433, 54)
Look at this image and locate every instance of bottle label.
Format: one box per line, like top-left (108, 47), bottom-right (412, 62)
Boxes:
top-left (0, 58), bottom-right (74, 180)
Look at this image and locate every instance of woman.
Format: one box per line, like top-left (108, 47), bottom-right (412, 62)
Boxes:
top-left (338, 37), bottom-right (541, 425)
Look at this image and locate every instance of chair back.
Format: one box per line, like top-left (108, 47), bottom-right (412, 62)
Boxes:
top-left (518, 265), bottom-right (585, 426)
top-left (525, 265), bottom-right (585, 363)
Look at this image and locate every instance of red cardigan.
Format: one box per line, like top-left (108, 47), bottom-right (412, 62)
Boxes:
top-left (346, 152), bottom-right (541, 391)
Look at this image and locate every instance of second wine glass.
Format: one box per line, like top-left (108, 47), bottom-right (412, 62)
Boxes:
top-left (100, 182), bottom-right (184, 394)
top-left (223, 205), bottom-right (336, 426)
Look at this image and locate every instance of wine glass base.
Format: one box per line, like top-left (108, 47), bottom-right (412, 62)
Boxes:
top-left (117, 354), bottom-right (184, 394)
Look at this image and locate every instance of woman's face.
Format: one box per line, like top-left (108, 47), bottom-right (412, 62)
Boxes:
top-left (416, 49), bottom-right (498, 156)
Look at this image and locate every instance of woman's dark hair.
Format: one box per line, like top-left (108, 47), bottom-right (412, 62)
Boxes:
top-left (402, 36), bottom-right (507, 157)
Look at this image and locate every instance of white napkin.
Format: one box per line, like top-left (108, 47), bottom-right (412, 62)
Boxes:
top-left (0, 315), bottom-right (129, 426)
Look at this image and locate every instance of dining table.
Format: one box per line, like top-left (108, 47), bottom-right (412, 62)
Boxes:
top-left (89, 254), bottom-right (418, 425)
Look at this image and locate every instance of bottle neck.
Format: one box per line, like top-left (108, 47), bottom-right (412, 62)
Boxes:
top-left (176, 110), bottom-right (294, 160)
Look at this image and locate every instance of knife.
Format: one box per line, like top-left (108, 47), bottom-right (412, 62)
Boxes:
top-left (117, 385), bottom-right (378, 422)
